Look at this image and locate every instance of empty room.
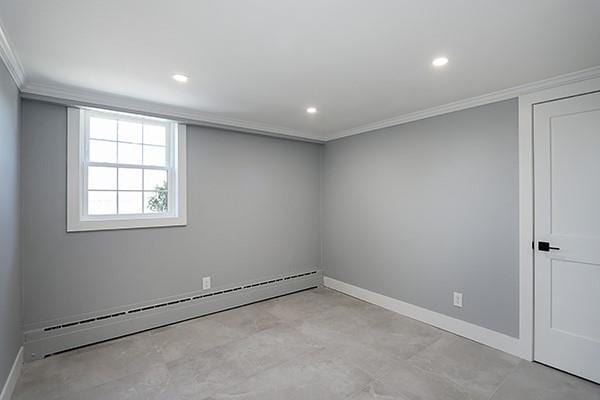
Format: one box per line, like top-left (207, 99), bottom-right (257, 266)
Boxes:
top-left (1, 1), bottom-right (600, 399)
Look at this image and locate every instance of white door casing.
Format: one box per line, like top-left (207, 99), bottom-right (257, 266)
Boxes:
top-left (533, 91), bottom-right (600, 383)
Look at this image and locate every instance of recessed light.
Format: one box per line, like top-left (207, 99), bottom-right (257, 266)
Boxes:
top-left (172, 74), bottom-right (189, 83)
top-left (432, 57), bottom-right (449, 67)
top-left (306, 107), bottom-right (318, 114)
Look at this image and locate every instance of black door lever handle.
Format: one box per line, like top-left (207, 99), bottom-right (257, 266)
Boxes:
top-left (538, 241), bottom-right (560, 252)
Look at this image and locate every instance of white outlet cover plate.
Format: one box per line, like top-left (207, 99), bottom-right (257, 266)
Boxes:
top-left (202, 277), bottom-right (211, 290)
top-left (453, 292), bottom-right (463, 308)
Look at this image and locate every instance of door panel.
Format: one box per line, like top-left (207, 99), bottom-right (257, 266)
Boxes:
top-left (534, 91), bottom-right (600, 383)
top-left (550, 111), bottom-right (600, 236)
top-left (551, 259), bottom-right (600, 342)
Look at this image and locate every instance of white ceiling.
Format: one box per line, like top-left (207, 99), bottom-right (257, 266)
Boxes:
top-left (2, 0), bottom-right (600, 141)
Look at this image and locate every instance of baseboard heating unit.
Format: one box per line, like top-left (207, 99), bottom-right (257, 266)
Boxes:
top-left (24, 270), bottom-right (322, 361)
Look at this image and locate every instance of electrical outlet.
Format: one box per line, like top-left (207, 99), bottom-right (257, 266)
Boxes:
top-left (202, 276), bottom-right (211, 290)
top-left (453, 292), bottom-right (463, 308)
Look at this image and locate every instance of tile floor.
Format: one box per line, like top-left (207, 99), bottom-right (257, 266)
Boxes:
top-left (13, 287), bottom-right (600, 400)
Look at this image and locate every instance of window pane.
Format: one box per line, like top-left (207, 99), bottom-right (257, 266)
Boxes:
top-left (118, 142), bottom-right (143, 165)
top-left (118, 120), bottom-right (142, 143)
top-left (144, 169), bottom-right (167, 191)
top-left (89, 117), bottom-right (117, 141)
top-left (118, 191), bottom-right (142, 214)
top-left (144, 191), bottom-right (168, 213)
top-left (89, 139), bottom-right (117, 163)
top-left (88, 191), bottom-right (117, 215)
top-left (143, 145), bottom-right (166, 166)
top-left (118, 168), bottom-right (142, 190)
top-left (143, 124), bottom-right (166, 146)
top-left (88, 166), bottom-right (116, 190)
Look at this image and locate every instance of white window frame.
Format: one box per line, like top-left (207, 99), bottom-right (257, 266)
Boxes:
top-left (67, 107), bottom-right (187, 232)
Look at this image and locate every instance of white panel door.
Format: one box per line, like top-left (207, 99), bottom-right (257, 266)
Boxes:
top-left (534, 91), bottom-right (600, 383)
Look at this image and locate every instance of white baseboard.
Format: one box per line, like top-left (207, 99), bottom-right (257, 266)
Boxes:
top-left (323, 276), bottom-right (529, 359)
top-left (0, 346), bottom-right (23, 400)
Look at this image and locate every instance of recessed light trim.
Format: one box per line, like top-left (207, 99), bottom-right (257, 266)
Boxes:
top-left (306, 107), bottom-right (318, 114)
top-left (172, 74), bottom-right (189, 83)
top-left (432, 57), bottom-right (449, 67)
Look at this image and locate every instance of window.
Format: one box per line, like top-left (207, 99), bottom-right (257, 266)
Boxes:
top-left (67, 107), bottom-right (186, 231)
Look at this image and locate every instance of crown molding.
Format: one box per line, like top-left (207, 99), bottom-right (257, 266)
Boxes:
top-left (17, 66), bottom-right (600, 143)
top-left (325, 65), bottom-right (600, 141)
top-left (20, 81), bottom-right (325, 143)
top-left (0, 18), bottom-right (25, 88)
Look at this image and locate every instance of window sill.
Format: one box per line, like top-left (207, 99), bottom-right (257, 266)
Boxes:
top-left (67, 215), bottom-right (187, 232)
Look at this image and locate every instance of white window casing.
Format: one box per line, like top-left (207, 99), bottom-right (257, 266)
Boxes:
top-left (67, 107), bottom-right (187, 231)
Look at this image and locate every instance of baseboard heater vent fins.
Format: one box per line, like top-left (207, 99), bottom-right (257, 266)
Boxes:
top-left (43, 271), bottom-right (318, 332)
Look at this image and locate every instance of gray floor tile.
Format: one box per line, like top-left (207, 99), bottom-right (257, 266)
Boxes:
top-left (209, 348), bottom-right (372, 400)
top-left (57, 363), bottom-right (179, 400)
top-left (260, 289), bottom-right (340, 321)
top-left (333, 340), bottom-right (403, 380)
top-left (149, 316), bottom-right (246, 363)
top-left (490, 361), bottom-right (600, 400)
top-left (408, 335), bottom-right (520, 399)
top-left (167, 323), bottom-right (323, 399)
top-left (13, 332), bottom-right (161, 400)
top-left (349, 302), bottom-right (408, 326)
top-left (378, 359), bottom-right (475, 400)
top-left (358, 314), bottom-right (448, 361)
top-left (13, 355), bottom-right (102, 400)
top-left (347, 380), bottom-right (410, 400)
top-left (294, 320), bottom-right (402, 379)
top-left (303, 305), bottom-right (375, 334)
top-left (205, 301), bottom-right (286, 335)
top-left (166, 349), bottom-right (246, 399)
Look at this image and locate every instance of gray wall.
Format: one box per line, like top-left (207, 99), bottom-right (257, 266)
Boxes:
top-left (20, 96), bottom-right (519, 340)
top-left (322, 99), bottom-right (519, 337)
top-left (20, 99), bottom-right (321, 327)
top-left (0, 63), bottom-right (21, 386)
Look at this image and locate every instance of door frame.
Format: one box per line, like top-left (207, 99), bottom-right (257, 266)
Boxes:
top-left (517, 76), bottom-right (600, 361)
